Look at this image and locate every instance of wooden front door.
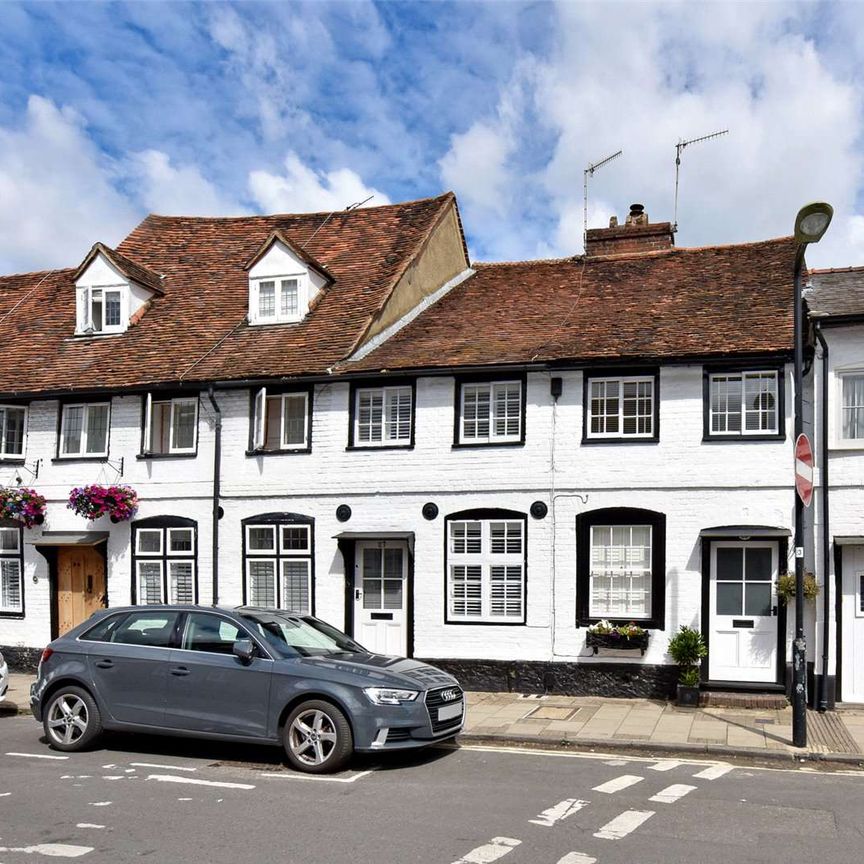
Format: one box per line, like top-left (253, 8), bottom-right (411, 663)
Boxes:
top-left (57, 546), bottom-right (107, 636)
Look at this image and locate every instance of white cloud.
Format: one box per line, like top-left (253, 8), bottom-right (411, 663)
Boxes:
top-left (249, 152), bottom-right (390, 213)
top-left (128, 150), bottom-right (243, 216)
top-left (0, 96), bottom-right (139, 273)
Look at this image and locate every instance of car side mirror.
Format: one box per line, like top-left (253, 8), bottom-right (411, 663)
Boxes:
top-left (232, 638), bottom-right (255, 663)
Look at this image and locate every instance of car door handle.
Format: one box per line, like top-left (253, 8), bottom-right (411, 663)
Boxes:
top-left (170, 667), bottom-right (190, 677)
top-left (95, 659), bottom-right (114, 669)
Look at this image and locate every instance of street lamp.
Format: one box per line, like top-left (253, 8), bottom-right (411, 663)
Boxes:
top-left (791, 201), bottom-right (833, 748)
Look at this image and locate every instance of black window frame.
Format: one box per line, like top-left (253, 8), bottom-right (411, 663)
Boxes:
top-left (702, 362), bottom-right (786, 442)
top-left (443, 507), bottom-right (528, 625)
top-left (0, 519), bottom-right (24, 619)
top-left (347, 377), bottom-right (416, 450)
top-left (131, 515), bottom-right (199, 605)
top-left (246, 383), bottom-right (314, 456)
top-left (582, 366), bottom-right (660, 445)
top-left (241, 512), bottom-right (316, 614)
top-left (576, 507), bottom-right (666, 630)
top-left (453, 372), bottom-right (527, 449)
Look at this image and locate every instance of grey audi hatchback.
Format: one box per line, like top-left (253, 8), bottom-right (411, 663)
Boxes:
top-left (30, 605), bottom-right (465, 774)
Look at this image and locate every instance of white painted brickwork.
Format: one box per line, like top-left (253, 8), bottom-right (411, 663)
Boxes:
top-left (0, 364), bottom-right (801, 670)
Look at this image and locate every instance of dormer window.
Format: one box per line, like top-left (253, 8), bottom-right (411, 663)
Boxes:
top-left (245, 230), bottom-right (333, 327)
top-left (77, 286), bottom-right (126, 335)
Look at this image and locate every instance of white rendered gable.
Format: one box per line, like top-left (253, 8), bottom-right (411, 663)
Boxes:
top-left (248, 240), bottom-right (326, 325)
top-left (74, 252), bottom-right (152, 335)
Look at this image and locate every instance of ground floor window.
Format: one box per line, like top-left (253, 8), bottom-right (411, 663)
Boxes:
top-left (576, 507), bottom-right (666, 629)
top-left (0, 523), bottom-right (23, 614)
top-left (243, 513), bottom-right (313, 614)
top-left (445, 509), bottom-right (526, 623)
top-left (132, 516), bottom-right (197, 604)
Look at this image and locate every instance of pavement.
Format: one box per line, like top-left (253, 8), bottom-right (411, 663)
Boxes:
top-left (5, 671), bottom-right (864, 767)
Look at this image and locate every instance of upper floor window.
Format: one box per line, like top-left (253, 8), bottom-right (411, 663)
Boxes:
top-left (445, 509), bottom-right (526, 623)
top-left (59, 402), bottom-right (110, 458)
top-left (251, 388), bottom-right (310, 452)
top-left (76, 286), bottom-right (127, 335)
top-left (132, 517), bottom-right (197, 605)
top-left (706, 369), bottom-right (781, 438)
top-left (0, 524), bottom-right (23, 615)
top-left (0, 405), bottom-right (26, 459)
top-left (840, 373), bottom-right (864, 442)
top-left (251, 276), bottom-right (305, 324)
top-left (457, 379), bottom-right (524, 446)
top-left (243, 514), bottom-right (314, 614)
top-left (143, 394), bottom-right (198, 455)
top-left (585, 373), bottom-right (657, 441)
top-left (351, 384), bottom-right (413, 447)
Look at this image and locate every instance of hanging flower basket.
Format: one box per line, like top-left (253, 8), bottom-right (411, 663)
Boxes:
top-left (0, 486), bottom-right (47, 528)
top-left (68, 484), bottom-right (139, 523)
top-left (586, 620), bottom-right (650, 655)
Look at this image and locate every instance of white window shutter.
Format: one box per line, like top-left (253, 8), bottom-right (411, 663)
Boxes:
top-left (76, 288), bottom-right (88, 333)
top-left (253, 387), bottom-right (267, 449)
top-left (143, 393), bottom-right (153, 453)
top-left (249, 280), bottom-right (258, 324)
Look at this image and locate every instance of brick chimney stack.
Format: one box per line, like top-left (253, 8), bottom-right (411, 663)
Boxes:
top-left (584, 203), bottom-right (675, 257)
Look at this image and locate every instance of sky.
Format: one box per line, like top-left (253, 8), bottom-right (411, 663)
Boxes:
top-left (1, 1), bottom-right (863, 275)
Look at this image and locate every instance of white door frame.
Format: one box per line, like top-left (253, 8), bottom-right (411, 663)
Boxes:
top-left (706, 539), bottom-right (782, 684)
top-left (839, 545), bottom-right (864, 703)
top-left (351, 540), bottom-right (411, 657)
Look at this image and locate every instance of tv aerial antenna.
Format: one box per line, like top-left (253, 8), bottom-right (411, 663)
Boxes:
top-left (673, 129), bottom-right (728, 231)
top-left (583, 149), bottom-right (623, 251)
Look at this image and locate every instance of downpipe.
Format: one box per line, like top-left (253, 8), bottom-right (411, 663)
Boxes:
top-left (814, 322), bottom-right (831, 712)
top-left (207, 385), bottom-right (222, 606)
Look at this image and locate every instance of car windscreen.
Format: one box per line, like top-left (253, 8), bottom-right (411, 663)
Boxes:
top-left (239, 613), bottom-right (366, 658)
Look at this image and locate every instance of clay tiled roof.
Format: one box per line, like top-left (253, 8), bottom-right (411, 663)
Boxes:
top-left (74, 242), bottom-right (166, 295)
top-left (345, 237), bottom-right (798, 372)
top-left (808, 267), bottom-right (864, 319)
top-left (0, 193), bottom-right (455, 395)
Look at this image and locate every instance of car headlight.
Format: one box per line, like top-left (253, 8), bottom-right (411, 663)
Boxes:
top-left (363, 687), bottom-right (420, 706)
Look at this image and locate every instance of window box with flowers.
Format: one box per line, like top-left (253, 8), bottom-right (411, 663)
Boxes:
top-left (0, 486), bottom-right (47, 528)
top-left (585, 620), bottom-right (650, 655)
top-left (68, 484), bottom-right (139, 523)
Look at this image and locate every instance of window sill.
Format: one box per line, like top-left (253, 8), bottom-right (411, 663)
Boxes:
top-left (585, 631), bottom-right (650, 655)
top-left (452, 440), bottom-right (525, 450)
top-left (445, 618), bottom-right (526, 626)
top-left (578, 618), bottom-right (663, 632)
top-left (0, 458), bottom-right (25, 465)
top-left (345, 444), bottom-right (414, 452)
top-left (0, 611), bottom-right (25, 619)
top-left (136, 452), bottom-right (198, 460)
top-left (52, 456), bottom-right (109, 464)
top-left (246, 447), bottom-right (311, 457)
top-left (701, 434), bottom-right (785, 443)
top-left (581, 437), bottom-right (659, 446)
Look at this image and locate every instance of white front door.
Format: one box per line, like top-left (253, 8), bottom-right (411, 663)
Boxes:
top-left (354, 541), bottom-right (408, 656)
top-left (841, 545), bottom-right (864, 703)
top-left (708, 541), bottom-right (779, 683)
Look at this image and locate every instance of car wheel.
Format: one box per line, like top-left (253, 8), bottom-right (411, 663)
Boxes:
top-left (283, 700), bottom-right (353, 774)
top-left (43, 686), bottom-right (103, 752)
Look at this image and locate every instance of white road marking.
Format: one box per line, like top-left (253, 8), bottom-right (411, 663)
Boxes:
top-left (5, 752), bottom-right (68, 760)
top-left (693, 764), bottom-right (733, 780)
top-left (529, 798), bottom-right (589, 827)
top-left (146, 774), bottom-right (255, 790)
top-left (89, 802), bottom-right (111, 807)
top-left (75, 825), bottom-right (105, 830)
top-left (649, 760), bottom-right (682, 772)
top-left (124, 769), bottom-right (135, 774)
top-left (76, 776), bottom-right (92, 780)
top-left (592, 774), bottom-right (644, 794)
top-left (258, 769), bottom-right (373, 784)
top-left (594, 810), bottom-right (654, 840)
top-left (0, 843), bottom-right (93, 857)
top-left (101, 776), bottom-right (125, 781)
top-left (0, 792), bottom-right (11, 797)
top-left (556, 854), bottom-right (597, 864)
top-left (178, 797), bottom-right (193, 801)
top-left (101, 764), bottom-right (115, 769)
top-left (130, 761), bottom-right (196, 772)
top-left (650, 783), bottom-right (697, 804)
top-left (451, 837), bottom-right (521, 864)
top-left (603, 759), bottom-right (628, 766)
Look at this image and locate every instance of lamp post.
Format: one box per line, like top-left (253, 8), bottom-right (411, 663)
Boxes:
top-left (791, 202), bottom-right (833, 748)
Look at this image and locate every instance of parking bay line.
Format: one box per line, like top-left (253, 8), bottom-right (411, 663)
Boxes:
top-left (529, 799), bottom-right (589, 827)
top-left (594, 810), bottom-right (654, 840)
top-left (258, 769), bottom-right (374, 784)
top-left (451, 837), bottom-right (521, 864)
top-left (0, 843), bottom-right (93, 858)
top-left (693, 764), bottom-right (733, 780)
top-left (650, 783), bottom-right (697, 804)
top-left (5, 751), bottom-right (69, 760)
top-left (556, 854), bottom-right (596, 864)
top-left (146, 774), bottom-right (255, 790)
top-left (592, 774), bottom-right (644, 794)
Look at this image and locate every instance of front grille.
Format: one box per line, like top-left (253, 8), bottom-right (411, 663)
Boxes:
top-left (425, 685), bottom-right (464, 735)
top-left (386, 728), bottom-right (413, 742)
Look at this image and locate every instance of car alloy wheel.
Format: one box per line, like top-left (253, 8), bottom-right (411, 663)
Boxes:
top-left (283, 700), bottom-right (353, 774)
top-left (43, 686), bottom-right (102, 752)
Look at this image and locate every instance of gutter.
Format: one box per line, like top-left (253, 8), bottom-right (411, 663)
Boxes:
top-left (207, 385), bottom-right (222, 606)
top-left (813, 322), bottom-right (831, 711)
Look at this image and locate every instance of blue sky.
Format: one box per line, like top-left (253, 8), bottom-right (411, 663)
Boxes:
top-left (1, 1), bottom-right (863, 274)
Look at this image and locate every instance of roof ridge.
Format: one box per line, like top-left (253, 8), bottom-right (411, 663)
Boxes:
top-left (474, 257), bottom-right (575, 267)
top-left (809, 265), bottom-right (864, 274)
top-left (0, 266), bottom-right (73, 283)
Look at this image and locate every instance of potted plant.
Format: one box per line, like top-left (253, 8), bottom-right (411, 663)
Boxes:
top-left (586, 620), bottom-right (650, 655)
top-left (68, 484), bottom-right (139, 523)
top-left (775, 571), bottom-right (819, 603)
top-left (0, 486), bottom-right (47, 528)
top-left (667, 625), bottom-right (707, 707)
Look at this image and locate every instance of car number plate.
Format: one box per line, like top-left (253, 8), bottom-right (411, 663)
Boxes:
top-left (437, 702), bottom-right (462, 722)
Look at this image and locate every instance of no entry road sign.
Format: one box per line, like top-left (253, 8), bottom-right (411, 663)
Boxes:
top-left (795, 433), bottom-right (814, 507)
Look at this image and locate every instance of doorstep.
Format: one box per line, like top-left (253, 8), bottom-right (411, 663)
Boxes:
top-left (699, 690), bottom-right (789, 709)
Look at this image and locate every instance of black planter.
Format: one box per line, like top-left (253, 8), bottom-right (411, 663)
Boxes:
top-left (676, 684), bottom-right (701, 707)
top-left (586, 631), bottom-right (650, 656)
top-left (109, 514), bottom-right (121, 524)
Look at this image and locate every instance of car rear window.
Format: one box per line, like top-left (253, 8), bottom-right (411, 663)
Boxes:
top-left (110, 612), bottom-right (179, 648)
top-left (79, 614), bottom-right (127, 642)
